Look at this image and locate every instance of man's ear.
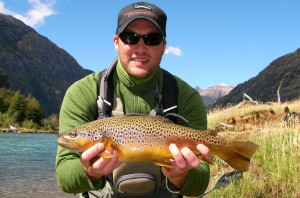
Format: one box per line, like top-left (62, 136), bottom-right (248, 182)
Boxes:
top-left (113, 35), bottom-right (119, 52)
top-left (162, 39), bottom-right (167, 55)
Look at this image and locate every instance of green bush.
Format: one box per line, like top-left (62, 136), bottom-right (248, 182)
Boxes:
top-left (0, 88), bottom-right (58, 131)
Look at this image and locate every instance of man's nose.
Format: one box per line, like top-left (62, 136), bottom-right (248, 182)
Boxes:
top-left (134, 38), bottom-right (148, 52)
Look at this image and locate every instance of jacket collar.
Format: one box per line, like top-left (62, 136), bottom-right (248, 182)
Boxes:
top-left (116, 59), bottom-right (161, 93)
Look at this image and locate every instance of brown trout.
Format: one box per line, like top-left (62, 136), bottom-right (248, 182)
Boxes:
top-left (57, 115), bottom-right (259, 172)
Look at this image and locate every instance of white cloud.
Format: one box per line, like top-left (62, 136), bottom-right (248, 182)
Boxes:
top-left (220, 83), bottom-right (227, 86)
top-left (0, 2), bottom-right (12, 14)
top-left (0, 0), bottom-right (56, 28)
top-left (164, 46), bottom-right (183, 56)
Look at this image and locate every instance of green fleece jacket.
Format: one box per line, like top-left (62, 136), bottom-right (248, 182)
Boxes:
top-left (56, 61), bottom-right (210, 197)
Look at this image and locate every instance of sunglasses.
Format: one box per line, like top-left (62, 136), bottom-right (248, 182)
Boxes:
top-left (118, 32), bottom-right (164, 46)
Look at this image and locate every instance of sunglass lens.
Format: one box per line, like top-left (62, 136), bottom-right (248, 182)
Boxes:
top-left (119, 33), bottom-right (139, 44)
top-left (144, 34), bottom-right (163, 45)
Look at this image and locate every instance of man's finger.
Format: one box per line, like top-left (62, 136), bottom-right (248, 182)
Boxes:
top-left (81, 143), bottom-right (105, 163)
top-left (181, 147), bottom-right (200, 168)
top-left (197, 144), bottom-right (211, 163)
top-left (169, 144), bottom-right (186, 169)
top-left (91, 149), bottom-right (121, 175)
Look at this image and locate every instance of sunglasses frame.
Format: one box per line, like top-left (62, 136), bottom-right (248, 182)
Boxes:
top-left (118, 32), bottom-right (165, 46)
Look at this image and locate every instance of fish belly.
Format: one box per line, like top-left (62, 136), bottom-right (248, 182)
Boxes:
top-left (116, 144), bottom-right (173, 162)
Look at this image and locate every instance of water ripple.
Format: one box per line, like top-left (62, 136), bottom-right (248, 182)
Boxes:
top-left (0, 133), bottom-right (75, 197)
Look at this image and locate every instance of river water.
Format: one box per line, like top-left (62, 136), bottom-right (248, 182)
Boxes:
top-left (0, 133), bottom-right (75, 198)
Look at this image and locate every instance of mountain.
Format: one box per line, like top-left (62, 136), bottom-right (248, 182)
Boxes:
top-left (0, 13), bottom-right (93, 115)
top-left (197, 85), bottom-right (234, 106)
top-left (214, 48), bottom-right (300, 107)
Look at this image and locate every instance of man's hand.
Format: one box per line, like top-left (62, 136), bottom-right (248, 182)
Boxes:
top-left (161, 144), bottom-right (211, 189)
top-left (80, 143), bottom-right (122, 182)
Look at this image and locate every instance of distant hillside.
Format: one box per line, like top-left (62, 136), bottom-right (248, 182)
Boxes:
top-left (0, 69), bottom-right (10, 88)
top-left (214, 48), bottom-right (300, 107)
top-left (197, 85), bottom-right (234, 106)
top-left (0, 13), bottom-right (93, 115)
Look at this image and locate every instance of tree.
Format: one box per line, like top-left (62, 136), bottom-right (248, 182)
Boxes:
top-left (0, 88), bottom-right (14, 113)
top-left (7, 91), bottom-right (26, 122)
top-left (42, 113), bottom-right (59, 131)
top-left (25, 94), bottom-right (44, 125)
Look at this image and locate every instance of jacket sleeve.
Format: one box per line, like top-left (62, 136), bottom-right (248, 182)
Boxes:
top-left (55, 72), bottom-right (107, 193)
top-left (176, 77), bottom-right (207, 131)
top-left (175, 76), bottom-right (210, 196)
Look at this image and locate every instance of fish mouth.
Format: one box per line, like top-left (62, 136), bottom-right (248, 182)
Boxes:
top-left (56, 136), bottom-right (81, 152)
top-left (57, 138), bottom-right (69, 144)
top-left (56, 137), bottom-right (72, 147)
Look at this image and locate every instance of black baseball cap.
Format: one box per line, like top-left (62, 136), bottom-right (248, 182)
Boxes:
top-left (116, 2), bottom-right (167, 37)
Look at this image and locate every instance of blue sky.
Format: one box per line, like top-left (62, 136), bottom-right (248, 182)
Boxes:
top-left (1, 0), bottom-right (300, 89)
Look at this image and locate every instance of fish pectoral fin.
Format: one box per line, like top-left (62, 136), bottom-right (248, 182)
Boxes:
top-left (154, 159), bottom-right (173, 168)
top-left (100, 150), bottom-right (114, 158)
top-left (99, 138), bottom-right (115, 158)
top-left (105, 138), bottom-right (113, 149)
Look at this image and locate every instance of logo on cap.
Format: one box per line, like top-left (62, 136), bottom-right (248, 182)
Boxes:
top-left (135, 4), bottom-right (152, 10)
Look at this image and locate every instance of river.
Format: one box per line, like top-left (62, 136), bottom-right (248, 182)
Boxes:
top-left (0, 133), bottom-right (75, 198)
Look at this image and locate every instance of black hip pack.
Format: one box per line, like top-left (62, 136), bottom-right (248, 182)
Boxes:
top-left (113, 162), bottom-right (161, 198)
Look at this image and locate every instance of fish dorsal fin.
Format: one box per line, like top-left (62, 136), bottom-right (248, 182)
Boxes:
top-left (207, 129), bottom-right (218, 136)
top-left (147, 115), bottom-right (173, 123)
top-left (125, 113), bottom-right (173, 123)
top-left (125, 113), bottom-right (147, 116)
top-left (125, 114), bottom-right (173, 123)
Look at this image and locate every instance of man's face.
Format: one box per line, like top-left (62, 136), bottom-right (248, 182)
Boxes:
top-left (113, 19), bottom-right (166, 79)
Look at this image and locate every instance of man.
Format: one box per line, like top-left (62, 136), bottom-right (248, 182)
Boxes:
top-left (56, 2), bottom-right (210, 197)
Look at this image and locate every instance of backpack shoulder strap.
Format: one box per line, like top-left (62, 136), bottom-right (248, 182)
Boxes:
top-left (162, 69), bottom-right (178, 116)
top-left (150, 69), bottom-right (178, 123)
top-left (97, 57), bottom-right (118, 119)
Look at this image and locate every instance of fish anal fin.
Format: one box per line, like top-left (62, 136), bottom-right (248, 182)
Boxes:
top-left (198, 155), bottom-right (214, 165)
top-left (154, 159), bottom-right (173, 168)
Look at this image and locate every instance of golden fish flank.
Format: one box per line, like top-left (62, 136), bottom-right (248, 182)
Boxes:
top-left (57, 115), bottom-right (259, 172)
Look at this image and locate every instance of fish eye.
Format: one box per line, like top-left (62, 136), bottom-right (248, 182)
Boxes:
top-left (70, 131), bottom-right (77, 138)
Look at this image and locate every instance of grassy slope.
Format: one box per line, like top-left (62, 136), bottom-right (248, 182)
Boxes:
top-left (202, 99), bottom-right (300, 198)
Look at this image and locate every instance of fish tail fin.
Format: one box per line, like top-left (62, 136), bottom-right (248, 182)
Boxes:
top-left (214, 141), bottom-right (259, 172)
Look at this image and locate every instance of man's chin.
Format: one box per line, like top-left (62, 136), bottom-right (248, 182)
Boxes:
top-left (128, 69), bottom-right (150, 79)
